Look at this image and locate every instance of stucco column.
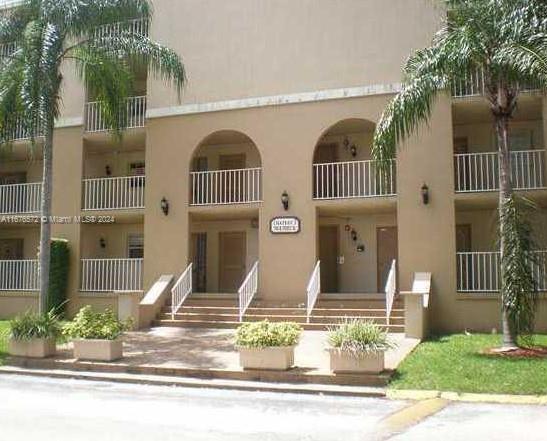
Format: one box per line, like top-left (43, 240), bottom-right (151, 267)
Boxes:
top-left (51, 126), bottom-right (84, 317)
top-left (396, 95), bottom-right (456, 333)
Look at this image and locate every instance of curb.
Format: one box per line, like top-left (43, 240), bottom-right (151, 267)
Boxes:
top-left (387, 389), bottom-right (547, 405)
top-left (0, 365), bottom-right (387, 398)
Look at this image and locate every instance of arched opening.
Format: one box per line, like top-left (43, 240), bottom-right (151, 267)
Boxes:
top-left (188, 130), bottom-right (261, 294)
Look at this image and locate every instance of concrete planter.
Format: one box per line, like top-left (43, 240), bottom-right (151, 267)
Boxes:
top-left (328, 349), bottom-right (385, 373)
top-left (8, 338), bottom-right (56, 358)
top-left (238, 346), bottom-right (295, 370)
top-left (73, 339), bottom-right (123, 361)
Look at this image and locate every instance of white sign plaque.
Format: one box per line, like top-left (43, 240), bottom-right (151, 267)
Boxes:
top-left (270, 216), bottom-right (301, 234)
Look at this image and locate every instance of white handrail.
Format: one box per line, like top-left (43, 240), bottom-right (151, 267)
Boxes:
top-left (0, 182), bottom-right (41, 214)
top-left (171, 263), bottom-right (193, 319)
top-left (80, 258), bottom-right (143, 292)
top-left (82, 175), bottom-right (145, 210)
top-left (190, 167), bottom-right (262, 205)
top-left (94, 18), bottom-right (148, 39)
top-left (313, 159), bottom-right (396, 200)
top-left (306, 261), bottom-right (321, 323)
top-left (457, 251), bottom-right (547, 292)
top-left (452, 67), bottom-right (540, 98)
top-left (84, 96), bottom-right (147, 132)
top-left (0, 259), bottom-right (39, 291)
top-left (1, 116), bottom-right (44, 141)
top-left (454, 150), bottom-right (545, 192)
top-left (384, 259), bottom-right (397, 325)
top-left (238, 261), bottom-right (259, 322)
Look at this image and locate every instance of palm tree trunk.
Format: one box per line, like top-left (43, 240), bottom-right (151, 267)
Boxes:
top-left (495, 108), bottom-right (517, 349)
top-left (38, 119), bottom-right (54, 314)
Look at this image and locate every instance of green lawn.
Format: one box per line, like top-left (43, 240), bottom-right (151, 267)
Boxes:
top-left (390, 334), bottom-right (547, 395)
top-left (0, 321), bottom-right (9, 364)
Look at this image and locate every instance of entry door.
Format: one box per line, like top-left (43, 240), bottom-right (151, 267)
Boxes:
top-left (377, 227), bottom-right (398, 292)
top-left (219, 154), bottom-right (246, 202)
top-left (219, 232), bottom-right (246, 293)
top-left (314, 143), bottom-right (338, 198)
top-left (191, 233), bottom-right (207, 292)
top-left (319, 225), bottom-right (339, 293)
top-left (0, 239), bottom-right (24, 259)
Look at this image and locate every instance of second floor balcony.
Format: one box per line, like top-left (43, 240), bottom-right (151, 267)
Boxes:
top-left (0, 182), bottom-right (41, 214)
top-left (80, 258), bottom-right (143, 292)
top-left (82, 175), bottom-right (145, 211)
top-left (454, 149), bottom-right (546, 193)
top-left (84, 96), bottom-right (147, 133)
top-left (0, 259), bottom-right (39, 291)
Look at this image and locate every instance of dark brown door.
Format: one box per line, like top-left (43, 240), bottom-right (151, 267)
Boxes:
top-left (319, 225), bottom-right (339, 293)
top-left (0, 239), bottom-right (24, 259)
top-left (191, 233), bottom-right (207, 292)
top-left (219, 232), bottom-right (246, 293)
top-left (377, 227), bottom-right (398, 292)
top-left (314, 143), bottom-right (338, 198)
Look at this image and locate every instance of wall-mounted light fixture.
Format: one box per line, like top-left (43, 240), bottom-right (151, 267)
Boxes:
top-left (105, 165), bottom-right (112, 176)
top-left (343, 136), bottom-right (358, 158)
top-left (357, 244), bottom-right (365, 253)
top-left (160, 197), bottom-right (169, 216)
top-left (281, 191), bottom-right (289, 211)
top-left (421, 183), bottom-right (430, 205)
top-left (350, 144), bottom-right (358, 158)
top-left (99, 237), bottom-right (106, 249)
top-left (350, 229), bottom-right (358, 242)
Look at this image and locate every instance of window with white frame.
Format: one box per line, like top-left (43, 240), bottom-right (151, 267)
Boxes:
top-left (127, 234), bottom-right (144, 259)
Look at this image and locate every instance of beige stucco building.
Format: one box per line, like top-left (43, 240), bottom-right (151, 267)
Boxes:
top-left (1, 0), bottom-right (547, 334)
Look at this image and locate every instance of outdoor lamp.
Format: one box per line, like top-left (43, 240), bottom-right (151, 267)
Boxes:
top-left (105, 165), bottom-right (112, 176)
top-left (99, 237), bottom-right (106, 248)
top-left (421, 183), bottom-right (430, 205)
top-left (350, 144), bottom-right (357, 158)
top-left (281, 191), bottom-right (289, 211)
top-left (161, 197), bottom-right (169, 216)
top-left (351, 229), bottom-right (358, 242)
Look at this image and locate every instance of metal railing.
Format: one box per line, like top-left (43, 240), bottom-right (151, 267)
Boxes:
top-left (454, 150), bottom-right (545, 192)
top-left (306, 261), bottom-right (321, 323)
top-left (171, 263), bottom-right (193, 320)
top-left (82, 175), bottom-right (145, 210)
top-left (80, 258), bottom-right (143, 292)
top-left (0, 182), bottom-right (41, 214)
top-left (1, 117), bottom-right (44, 141)
top-left (84, 96), bottom-right (147, 132)
top-left (0, 259), bottom-right (39, 291)
top-left (190, 167), bottom-right (262, 206)
top-left (0, 42), bottom-right (16, 58)
top-left (457, 251), bottom-right (547, 292)
top-left (238, 261), bottom-right (259, 322)
top-left (452, 68), bottom-right (540, 98)
top-left (384, 259), bottom-right (397, 325)
top-left (94, 18), bottom-right (148, 39)
top-left (313, 159), bottom-right (396, 200)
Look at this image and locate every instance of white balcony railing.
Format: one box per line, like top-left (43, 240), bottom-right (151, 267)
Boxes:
top-left (238, 261), bottom-right (259, 322)
top-left (84, 96), bottom-right (146, 133)
top-left (190, 167), bottom-right (262, 205)
top-left (94, 18), bottom-right (148, 39)
top-left (313, 159), bottom-right (396, 200)
top-left (0, 260), bottom-right (39, 291)
top-left (457, 251), bottom-right (547, 292)
top-left (452, 68), bottom-right (540, 98)
top-left (0, 42), bottom-right (16, 58)
top-left (1, 117), bottom-right (44, 142)
top-left (0, 182), bottom-right (41, 214)
top-left (82, 175), bottom-right (145, 210)
top-left (454, 150), bottom-right (545, 193)
top-left (80, 258), bottom-right (143, 292)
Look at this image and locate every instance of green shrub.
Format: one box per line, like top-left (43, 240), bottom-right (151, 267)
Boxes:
top-left (47, 238), bottom-right (70, 316)
top-left (235, 320), bottom-right (302, 348)
top-left (9, 310), bottom-right (61, 341)
top-left (328, 319), bottom-right (396, 356)
top-left (63, 306), bottom-right (132, 341)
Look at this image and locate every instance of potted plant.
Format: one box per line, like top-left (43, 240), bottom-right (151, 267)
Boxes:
top-left (327, 319), bottom-right (396, 373)
top-left (235, 320), bottom-right (302, 370)
top-left (63, 306), bottom-right (131, 361)
top-left (8, 310), bottom-right (61, 358)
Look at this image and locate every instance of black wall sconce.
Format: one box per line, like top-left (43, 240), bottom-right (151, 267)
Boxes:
top-left (357, 244), bottom-right (365, 253)
top-left (160, 197), bottom-right (169, 216)
top-left (421, 183), bottom-right (430, 205)
top-left (281, 191), bottom-right (289, 211)
top-left (343, 137), bottom-right (358, 158)
top-left (105, 165), bottom-right (112, 176)
top-left (99, 237), bottom-right (106, 249)
top-left (350, 229), bottom-right (358, 242)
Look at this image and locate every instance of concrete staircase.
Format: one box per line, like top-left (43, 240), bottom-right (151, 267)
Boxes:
top-left (152, 296), bottom-right (405, 332)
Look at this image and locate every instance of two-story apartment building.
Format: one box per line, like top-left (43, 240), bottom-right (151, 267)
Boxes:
top-left (1, 0), bottom-right (546, 333)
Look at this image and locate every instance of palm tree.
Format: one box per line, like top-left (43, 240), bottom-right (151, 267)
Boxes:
top-left (372, 0), bottom-right (547, 348)
top-left (0, 0), bottom-right (185, 314)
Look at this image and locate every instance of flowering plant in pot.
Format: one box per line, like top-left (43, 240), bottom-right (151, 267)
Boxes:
top-left (235, 320), bottom-right (302, 370)
top-left (63, 306), bottom-right (132, 361)
top-left (327, 319), bottom-right (396, 373)
top-left (8, 310), bottom-right (61, 358)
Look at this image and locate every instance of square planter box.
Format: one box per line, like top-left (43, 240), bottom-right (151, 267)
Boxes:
top-left (8, 338), bottom-right (56, 358)
top-left (238, 346), bottom-right (295, 370)
top-left (73, 339), bottom-right (123, 361)
top-left (329, 349), bottom-right (385, 374)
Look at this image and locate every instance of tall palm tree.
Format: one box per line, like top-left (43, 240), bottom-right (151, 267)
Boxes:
top-left (0, 0), bottom-right (185, 314)
top-left (372, 0), bottom-right (547, 348)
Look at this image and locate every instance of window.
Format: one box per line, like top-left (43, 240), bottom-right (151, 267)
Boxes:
top-left (127, 235), bottom-right (144, 259)
top-left (129, 162), bottom-right (145, 187)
